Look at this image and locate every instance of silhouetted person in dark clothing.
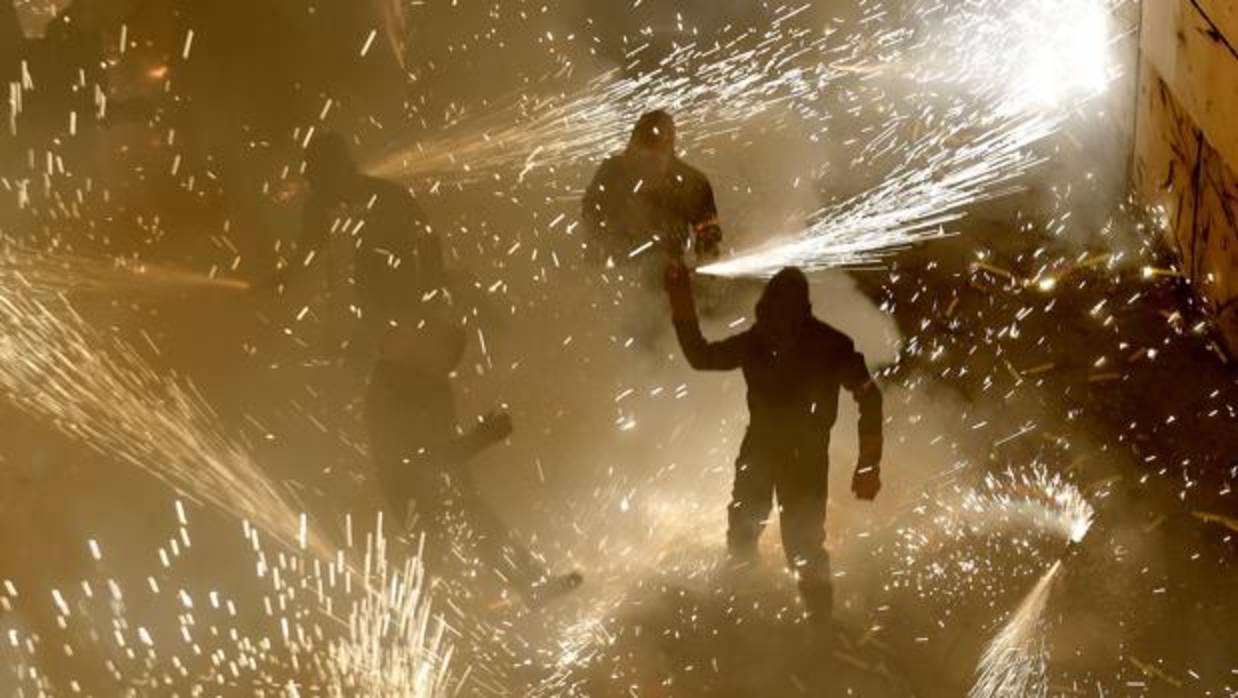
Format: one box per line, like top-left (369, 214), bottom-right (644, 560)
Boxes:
top-left (7, 1), bottom-right (108, 156)
top-left (583, 111), bottom-right (723, 350)
top-left (664, 262), bottom-right (883, 623)
top-left (366, 314), bottom-right (581, 607)
top-left (283, 133), bottom-right (445, 332)
top-left (583, 110), bottom-right (722, 270)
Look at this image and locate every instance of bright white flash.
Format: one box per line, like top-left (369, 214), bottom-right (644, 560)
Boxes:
top-left (701, 0), bottom-right (1124, 279)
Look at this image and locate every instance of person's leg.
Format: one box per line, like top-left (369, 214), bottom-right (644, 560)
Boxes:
top-left (775, 461), bottom-right (832, 623)
top-left (452, 479), bottom-right (553, 598)
top-left (727, 453), bottom-right (775, 565)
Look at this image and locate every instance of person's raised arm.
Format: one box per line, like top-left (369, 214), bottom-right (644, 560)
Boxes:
top-left (665, 262), bottom-right (745, 371)
top-left (842, 348), bottom-right (883, 500)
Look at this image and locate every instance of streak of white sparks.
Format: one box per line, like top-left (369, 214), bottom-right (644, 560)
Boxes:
top-left (0, 243), bottom-right (250, 299)
top-left (700, 0), bottom-right (1127, 277)
top-left (368, 9), bottom-right (851, 183)
top-left (0, 283), bottom-right (323, 558)
top-left (968, 560), bottom-right (1063, 698)
top-left (962, 465), bottom-right (1096, 545)
top-left (698, 111), bottom-right (1059, 277)
top-left (2, 511), bottom-right (454, 696)
top-left (891, 463), bottom-right (1094, 698)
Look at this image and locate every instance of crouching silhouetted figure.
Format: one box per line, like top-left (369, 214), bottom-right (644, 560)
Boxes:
top-left (664, 262), bottom-right (883, 624)
top-left (366, 314), bottom-right (581, 608)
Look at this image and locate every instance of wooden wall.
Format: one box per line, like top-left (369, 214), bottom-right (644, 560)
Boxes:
top-left (1134, 0), bottom-right (1238, 355)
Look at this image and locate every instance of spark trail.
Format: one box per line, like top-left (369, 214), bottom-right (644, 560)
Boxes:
top-left (969, 559), bottom-right (1063, 698)
top-left (962, 466), bottom-right (1096, 546)
top-left (367, 7), bottom-right (864, 184)
top-left (962, 467), bottom-right (1095, 698)
top-left (886, 463), bottom-right (1096, 697)
top-left (0, 243), bottom-right (249, 299)
top-left (369, 1), bottom-right (1130, 280)
top-left (700, 0), bottom-right (1130, 277)
top-left (698, 110), bottom-right (1059, 277)
top-left (0, 285), bottom-right (323, 558)
top-left (2, 509), bottom-right (453, 696)
top-left (0, 245), bottom-right (512, 693)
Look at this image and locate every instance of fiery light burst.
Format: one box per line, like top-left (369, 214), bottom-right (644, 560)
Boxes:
top-left (368, 7), bottom-right (846, 186)
top-left (2, 509), bottom-right (453, 697)
top-left (697, 111), bottom-right (1060, 277)
top-left (964, 466), bottom-right (1095, 698)
top-left (0, 284), bottom-right (321, 558)
top-left (369, 0), bottom-right (1127, 280)
top-left (0, 243), bottom-right (249, 299)
top-left (968, 559), bottom-right (1063, 698)
top-left (962, 466), bottom-right (1096, 545)
top-left (888, 463), bottom-right (1096, 698)
top-left (701, 0), bottom-right (1128, 278)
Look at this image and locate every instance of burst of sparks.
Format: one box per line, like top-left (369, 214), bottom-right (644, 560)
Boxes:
top-left (0, 242), bottom-right (249, 299)
top-left (0, 285), bottom-right (323, 558)
top-left (2, 509), bottom-right (453, 696)
top-left (962, 465), bottom-right (1096, 545)
top-left (368, 8), bottom-right (848, 185)
top-left (885, 463), bottom-right (1095, 698)
top-left (367, 0), bottom-right (1127, 281)
top-left (962, 466), bottom-right (1094, 698)
top-left (697, 111), bottom-right (1059, 277)
top-left (700, 0), bottom-right (1127, 278)
top-left (968, 560), bottom-right (1063, 698)
top-left (888, 463), bottom-right (1095, 601)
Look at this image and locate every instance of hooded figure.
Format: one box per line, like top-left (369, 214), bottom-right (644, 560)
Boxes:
top-left (278, 132), bottom-right (444, 334)
top-left (665, 262), bottom-right (883, 624)
top-left (582, 110), bottom-right (722, 269)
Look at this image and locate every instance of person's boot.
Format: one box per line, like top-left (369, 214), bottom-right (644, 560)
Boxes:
top-left (801, 581), bottom-right (836, 656)
top-left (797, 581), bottom-right (837, 695)
top-left (800, 579), bottom-right (834, 624)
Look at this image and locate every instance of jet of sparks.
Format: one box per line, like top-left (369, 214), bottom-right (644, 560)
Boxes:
top-left (366, 6), bottom-right (867, 185)
top-left (0, 287), bottom-right (326, 558)
top-left (0, 242), bottom-right (249, 299)
top-left (968, 559), bottom-right (1063, 698)
top-left (2, 509), bottom-right (454, 696)
top-left (697, 0), bottom-right (1128, 278)
top-left (697, 111), bottom-right (1059, 277)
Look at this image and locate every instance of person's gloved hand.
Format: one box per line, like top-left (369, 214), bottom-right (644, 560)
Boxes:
top-left (694, 224), bottom-right (723, 260)
top-left (851, 465), bottom-right (881, 501)
top-left (475, 411), bottom-right (514, 446)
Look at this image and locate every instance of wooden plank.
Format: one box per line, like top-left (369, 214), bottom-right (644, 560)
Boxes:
top-left (1141, 0), bottom-right (1238, 171)
top-left (1195, 0), bottom-right (1238, 54)
top-left (1195, 141), bottom-right (1238, 305)
top-left (1133, 59), bottom-right (1202, 260)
